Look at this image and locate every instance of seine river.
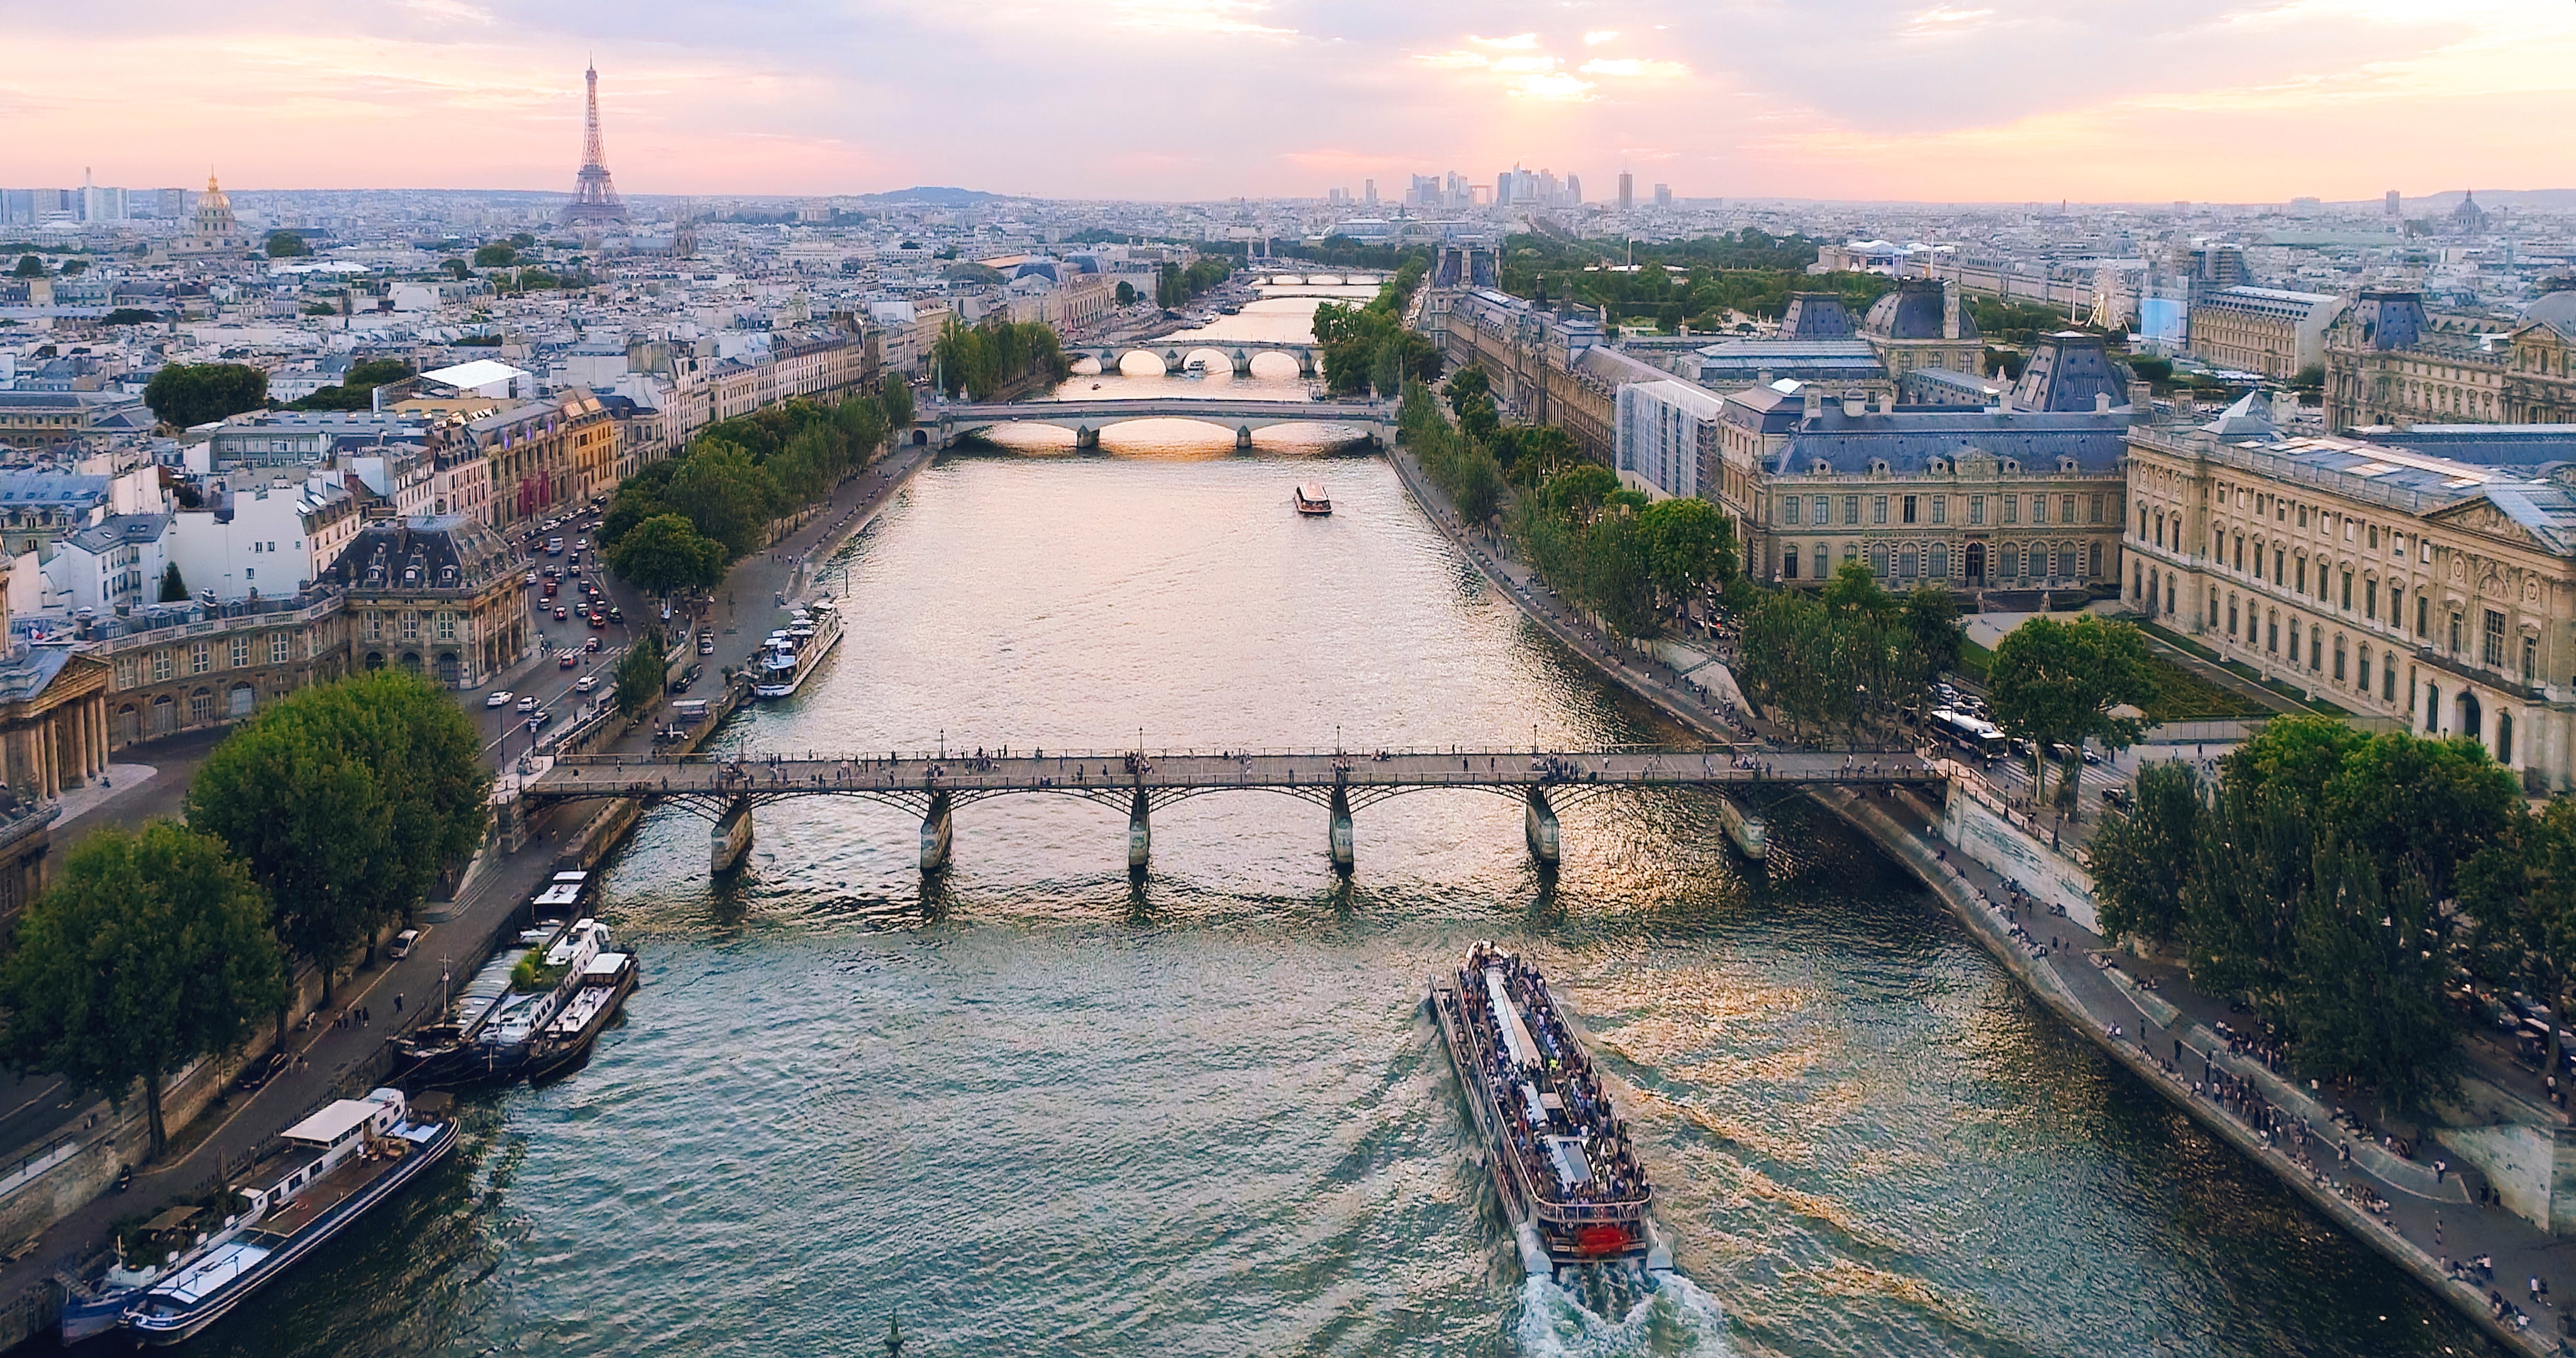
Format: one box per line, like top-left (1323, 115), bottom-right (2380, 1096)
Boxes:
top-left (180, 294), bottom-right (2499, 1357)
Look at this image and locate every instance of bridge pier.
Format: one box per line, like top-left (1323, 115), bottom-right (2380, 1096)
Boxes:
top-left (1327, 785), bottom-right (1354, 875)
top-left (1236, 426), bottom-right (1254, 453)
top-left (711, 796), bottom-right (754, 874)
top-left (1074, 425), bottom-right (1100, 453)
top-left (1230, 350), bottom-right (1251, 376)
top-left (1297, 352), bottom-right (1317, 379)
top-left (1524, 787), bottom-right (1560, 865)
top-left (1128, 788), bottom-right (1151, 873)
top-left (919, 790), bottom-right (953, 875)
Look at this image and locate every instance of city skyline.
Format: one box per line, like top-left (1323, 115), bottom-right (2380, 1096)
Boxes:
top-left (5, 0), bottom-right (2574, 202)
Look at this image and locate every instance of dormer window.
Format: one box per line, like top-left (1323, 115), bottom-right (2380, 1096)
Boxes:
top-left (1869, 460), bottom-right (1890, 477)
top-left (2059, 458), bottom-right (2078, 474)
top-left (2002, 460), bottom-right (2020, 474)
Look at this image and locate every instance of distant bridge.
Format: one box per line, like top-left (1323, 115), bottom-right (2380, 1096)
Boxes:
top-left (509, 745), bottom-right (1946, 875)
top-left (918, 397), bottom-right (1394, 450)
top-left (1082, 338), bottom-right (1319, 377)
top-left (1248, 271), bottom-right (1389, 287)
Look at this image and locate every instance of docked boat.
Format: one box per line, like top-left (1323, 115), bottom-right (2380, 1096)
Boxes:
top-left (1429, 944), bottom-right (1672, 1281)
top-left (60, 1191), bottom-right (269, 1344)
top-left (1716, 795), bottom-right (1768, 861)
top-left (393, 920), bottom-right (614, 1090)
top-left (753, 597), bottom-right (843, 700)
top-left (122, 1089), bottom-right (455, 1346)
top-left (521, 950), bottom-right (640, 1084)
top-left (1292, 482), bottom-right (1331, 516)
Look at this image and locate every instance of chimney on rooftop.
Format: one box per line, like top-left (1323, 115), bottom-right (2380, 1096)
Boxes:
top-left (1801, 386), bottom-right (1823, 421)
top-left (1843, 390), bottom-right (1867, 418)
top-left (1876, 390), bottom-right (1895, 414)
top-left (2094, 392), bottom-right (2113, 414)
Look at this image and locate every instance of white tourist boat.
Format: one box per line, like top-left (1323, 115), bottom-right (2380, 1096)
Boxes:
top-left (753, 597), bottom-right (843, 699)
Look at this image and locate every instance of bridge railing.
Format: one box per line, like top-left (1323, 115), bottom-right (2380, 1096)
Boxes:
top-left (545, 741), bottom-right (1829, 768)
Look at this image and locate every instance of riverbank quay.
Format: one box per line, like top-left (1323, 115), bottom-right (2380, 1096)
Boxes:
top-left (0, 443), bottom-right (933, 1351)
top-left (1383, 441), bottom-right (2570, 1357)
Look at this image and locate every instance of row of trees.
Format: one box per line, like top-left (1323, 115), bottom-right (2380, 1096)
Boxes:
top-left (1443, 367), bottom-right (1580, 489)
top-left (2090, 717), bottom-right (2528, 1111)
top-left (1314, 261), bottom-right (1441, 397)
top-left (0, 673), bottom-right (490, 1155)
top-left (931, 319), bottom-right (1071, 400)
top-left (1493, 229), bottom-right (1894, 333)
top-left (1155, 257), bottom-right (1233, 307)
top-left (1733, 564), bottom-right (1960, 739)
top-left (143, 363), bottom-right (268, 430)
top-left (602, 379), bottom-right (913, 594)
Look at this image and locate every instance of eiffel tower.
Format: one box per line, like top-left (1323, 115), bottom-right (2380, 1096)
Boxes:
top-left (562, 60), bottom-right (628, 225)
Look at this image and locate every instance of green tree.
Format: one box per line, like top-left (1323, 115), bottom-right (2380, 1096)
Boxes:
top-left (1896, 584), bottom-right (1963, 685)
top-left (1636, 497), bottom-right (1736, 616)
top-left (157, 562), bottom-right (187, 602)
top-left (666, 441), bottom-right (776, 557)
top-left (609, 513), bottom-right (726, 595)
top-left (1985, 616), bottom-right (2155, 805)
top-left (0, 824), bottom-right (287, 1157)
top-left (1114, 280), bottom-right (1136, 307)
top-left (474, 243), bottom-right (518, 268)
top-left (265, 230), bottom-right (313, 258)
top-left (10, 255), bottom-right (42, 278)
top-left (614, 630), bottom-right (667, 719)
top-left (143, 363), bottom-right (269, 430)
top-left (1543, 464), bottom-right (1619, 519)
top-left (186, 673), bottom-right (491, 996)
top-left (2319, 731), bottom-right (2518, 902)
top-left (509, 231), bottom-right (536, 249)
top-left (877, 373), bottom-right (914, 431)
top-left (2463, 799), bottom-right (2576, 1084)
top-left (2287, 839), bottom-right (2456, 1112)
top-left (442, 257), bottom-right (471, 279)
top-left (2087, 761), bottom-right (2204, 947)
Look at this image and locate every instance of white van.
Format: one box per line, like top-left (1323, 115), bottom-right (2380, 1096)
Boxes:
top-left (387, 928), bottom-right (422, 960)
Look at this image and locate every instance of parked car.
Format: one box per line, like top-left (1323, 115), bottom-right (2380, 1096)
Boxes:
top-left (234, 1051), bottom-right (290, 1095)
top-left (486, 690), bottom-right (514, 708)
top-left (525, 571), bottom-right (538, 585)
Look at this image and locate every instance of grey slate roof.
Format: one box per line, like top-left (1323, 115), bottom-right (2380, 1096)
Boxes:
top-left (1863, 282), bottom-right (1975, 341)
top-left (1723, 386), bottom-right (2129, 475)
top-left (1777, 292), bottom-right (1854, 340)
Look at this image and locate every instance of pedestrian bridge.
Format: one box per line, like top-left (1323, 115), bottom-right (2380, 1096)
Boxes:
top-left (1248, 272), bottom-right (1389, 287)
top-left (1082, 338), bottom-right (1318, 377)
top-left (508, 744), bottom-right (1946, 875)
top-left (919, 397), bottom-right (1394, 450)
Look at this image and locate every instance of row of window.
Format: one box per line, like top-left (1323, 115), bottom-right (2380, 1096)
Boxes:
top-left (1781, 540), bottom-right (2102, 582)
top-left (360, 610), bottom-right (470, 643)
top-left (2214, 589), bottom-right (2405, 703)
top-left (111, 630), bottom-right (308, 688)
top-left (1782, 491), bottom-right (2110, 529)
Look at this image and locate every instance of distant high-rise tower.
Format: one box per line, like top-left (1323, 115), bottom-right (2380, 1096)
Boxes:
top-left (1617, 172), bottom-right (1634, 211)
top-left (563, 61), bottom-right (628, 226)
top-left (2385, 189), bottom-right (2402, 217)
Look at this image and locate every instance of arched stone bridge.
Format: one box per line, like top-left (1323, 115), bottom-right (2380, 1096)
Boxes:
top-left (507, 744), bottom-right (1948, 875)
top-left (917, 397), bottom-right (1394, 450)
top-left (1082, 338), bottom-right (1319, 377)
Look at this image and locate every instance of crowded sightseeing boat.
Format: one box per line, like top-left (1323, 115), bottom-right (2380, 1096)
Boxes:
top-left (1430, 943), bottom-right (1672, 1281)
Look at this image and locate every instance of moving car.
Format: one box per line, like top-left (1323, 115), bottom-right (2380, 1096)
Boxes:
top-left (485, 690), bottom-right (514, 708)
top-left (516, 695), bottom-right (538, 713)
top-left (584, 636), bottom-right (603, 653)
top-left (388, 928), bottom-right (422, 959)
top-left (559, 654), bottom-right (580, 670)
top-left (554, 607), bottom-right (570, 621)
top-left (575, 675), bottom-right (597, 693)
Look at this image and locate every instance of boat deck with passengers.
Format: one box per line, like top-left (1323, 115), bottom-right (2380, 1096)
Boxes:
top-left (1430, 943), bottom-right (1672, 1280)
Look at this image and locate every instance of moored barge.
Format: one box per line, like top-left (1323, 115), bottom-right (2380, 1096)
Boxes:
top-left (1430, 943), bottom-right (1672, 1280)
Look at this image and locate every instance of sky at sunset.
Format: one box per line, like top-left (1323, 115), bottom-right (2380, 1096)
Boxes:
top-left (6, 0), bottom-right (2574, 202)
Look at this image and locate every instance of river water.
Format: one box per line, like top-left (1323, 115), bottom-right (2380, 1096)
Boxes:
top-left (181, 294), bottom-right (2501, 1358)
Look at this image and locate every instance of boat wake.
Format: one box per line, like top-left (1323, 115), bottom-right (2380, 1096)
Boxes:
top-left (1514, 1271), bottom-right (1732, 1358)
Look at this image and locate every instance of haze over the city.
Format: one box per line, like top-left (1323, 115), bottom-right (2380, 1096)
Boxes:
top-left (8, 0), bottom-right (2575, 201)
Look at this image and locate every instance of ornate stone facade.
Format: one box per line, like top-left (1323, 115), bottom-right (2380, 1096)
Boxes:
top-left (2124, 414), bottom-right (2576, 788)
